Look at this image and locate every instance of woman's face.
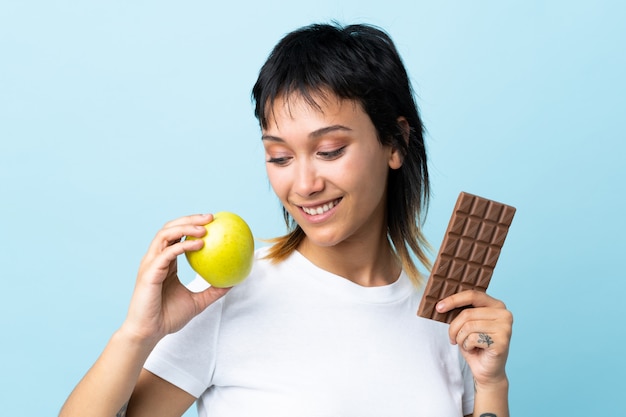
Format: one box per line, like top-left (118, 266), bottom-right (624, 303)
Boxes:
top-left (262, 93), bottom-right (403, 250)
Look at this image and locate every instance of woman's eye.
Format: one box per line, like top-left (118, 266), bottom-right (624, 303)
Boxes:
top-left (267, 156), bottom-right (291, 166)
top-left (317, 146), bottom-right (346, 160)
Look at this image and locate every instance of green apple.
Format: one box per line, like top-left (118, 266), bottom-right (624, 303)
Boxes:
top-left (184, 211), bottom-right (254, 288)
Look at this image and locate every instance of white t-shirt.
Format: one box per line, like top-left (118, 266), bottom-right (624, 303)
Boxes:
top-left (144, 249), bottom-right (474, 416)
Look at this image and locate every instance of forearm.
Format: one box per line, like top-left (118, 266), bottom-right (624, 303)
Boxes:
top-left (472, 376), bottom-right (509, 417)
top-left (59, 327), bottom-right (160, 417)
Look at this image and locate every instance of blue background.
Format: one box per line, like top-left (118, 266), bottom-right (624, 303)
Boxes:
top-left (1, 1), bottom-right (624, 415)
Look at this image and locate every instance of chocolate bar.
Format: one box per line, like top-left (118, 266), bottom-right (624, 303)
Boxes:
top-left (417, 192), bottom-right (516, 323)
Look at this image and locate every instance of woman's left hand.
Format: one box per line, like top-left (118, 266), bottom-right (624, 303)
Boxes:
top-left (436, 291), bottom-right (513, 388)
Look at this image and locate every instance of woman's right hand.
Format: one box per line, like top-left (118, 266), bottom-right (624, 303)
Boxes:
top-left (120, 213), bottom-right (231, 345)
top-left (60, 213), bottom-right (231, 417)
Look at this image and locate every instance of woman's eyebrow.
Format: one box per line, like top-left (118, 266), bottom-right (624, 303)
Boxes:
top-left (261, 125), bottom-right (352, 142)
top-left (261, 134), bottom-right (284, 142)
top-left (309, 124), bottom-right (352, 139)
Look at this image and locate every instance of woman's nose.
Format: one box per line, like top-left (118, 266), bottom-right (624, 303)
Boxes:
top-left (293, 160), bottom-right (324, 197)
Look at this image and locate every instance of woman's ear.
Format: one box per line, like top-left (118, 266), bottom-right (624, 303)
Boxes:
top-left (389, 117), bottom-right (410, 169)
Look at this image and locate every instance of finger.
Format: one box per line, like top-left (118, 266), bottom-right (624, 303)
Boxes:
top-left (140, 238), bottom-right (205, 285)
top-left (449, 307), bottom-right (505, 341)
top-left (158, 238), bottom-right (206, 265)
top-left (153, 213), bottom-right (214, 249)
top-left (162, 213), bottom-right (214, 230)
top-left (453, 312), bottom-right (513, 348)
top-left (189, 286), bottom-right (232, 313)
top-left (457, 304), bottom-right (513, 326)
top-left (436, 290), bottom-right (506, 314)
top-left (452, 317), bottom-right (503, 344)
top-left (147, 222), bottom-right (209, 255)
top-left (461, 331), bottom-right (497, 351)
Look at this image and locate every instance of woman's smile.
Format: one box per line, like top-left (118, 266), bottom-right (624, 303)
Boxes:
top-left (299, 198), bottom-right (342, 216)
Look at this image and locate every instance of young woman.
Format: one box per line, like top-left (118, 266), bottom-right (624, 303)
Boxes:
top-left (60, 23), bottom-right (512, 417)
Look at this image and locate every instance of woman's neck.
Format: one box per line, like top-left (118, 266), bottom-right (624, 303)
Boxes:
top-left (297, 233), bottom-right (401, 287)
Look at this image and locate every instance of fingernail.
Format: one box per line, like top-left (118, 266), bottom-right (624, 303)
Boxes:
top-left (436, 302), bottom-right (445, 312)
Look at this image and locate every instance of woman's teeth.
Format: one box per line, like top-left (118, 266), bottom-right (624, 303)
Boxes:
top-left (302, 199), bottom-right (339, 215)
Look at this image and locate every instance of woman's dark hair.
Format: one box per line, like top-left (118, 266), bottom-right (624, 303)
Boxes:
top-left (252, 22), bottom-right (431, 285)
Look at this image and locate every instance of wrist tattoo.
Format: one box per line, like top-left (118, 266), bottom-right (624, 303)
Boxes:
top-left (478, 333), bottom-right (494, 347)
